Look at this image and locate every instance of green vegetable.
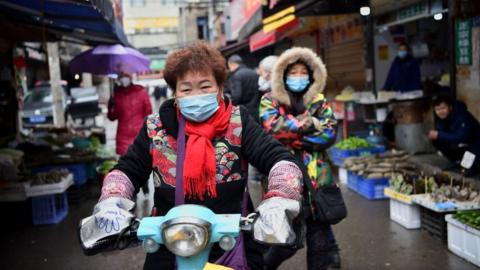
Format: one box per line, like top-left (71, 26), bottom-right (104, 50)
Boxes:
top-left (454, 211), bottom-right (480, 229)
top-left (88, 136), bottom-right (102, 151)
top-left (335, 137), bottom-right (373, 150)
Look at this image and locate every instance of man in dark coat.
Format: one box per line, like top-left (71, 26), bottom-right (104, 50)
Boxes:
top-left (383, 42), bottom-right (422, 92)
top-left (225, 54), bottom-right (260, 120)
top-left (428, 95), bottom-right (480, 175)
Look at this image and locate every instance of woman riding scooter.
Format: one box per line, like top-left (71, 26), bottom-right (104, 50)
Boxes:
top-left (80, 41), bottom-right (303, 269)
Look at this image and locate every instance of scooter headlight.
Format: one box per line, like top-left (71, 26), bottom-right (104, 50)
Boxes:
top-left (161, 217), bottom-right (211, 257)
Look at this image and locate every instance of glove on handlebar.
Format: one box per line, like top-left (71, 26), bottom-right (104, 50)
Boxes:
top-left (253, 197), bottom-right (301, 245)
top-left (80, 197), bottom-right (135, 250)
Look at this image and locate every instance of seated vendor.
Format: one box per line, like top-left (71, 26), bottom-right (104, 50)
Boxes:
top-left (428, 95), bottom-right (480, 176)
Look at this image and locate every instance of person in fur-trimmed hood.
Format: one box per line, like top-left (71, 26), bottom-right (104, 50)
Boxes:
top-left (260, 47), bottom-right (341, 270)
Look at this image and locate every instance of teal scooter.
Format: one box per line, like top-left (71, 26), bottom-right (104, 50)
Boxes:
top-left (138, 204), bottom-right (254, 270)
top-left (79, 204), bottom-right (257, 270)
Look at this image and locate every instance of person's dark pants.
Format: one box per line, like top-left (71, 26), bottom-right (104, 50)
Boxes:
top-left (306, 219), bottom-right (336, 270)
top-left (433, 141), bottom-right (466, 164)
top-left (433, 141), bottom-right (480, 175)
top-left (264, 218), bottom-right (338, 270)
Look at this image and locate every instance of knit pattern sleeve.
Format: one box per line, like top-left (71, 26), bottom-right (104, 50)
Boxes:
top-left (99, 170), bottom-right (135, 201)
top-left (264, 161), bottom-right (303, 201)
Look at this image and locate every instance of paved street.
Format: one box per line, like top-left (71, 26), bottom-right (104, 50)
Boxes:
top-left (1, 179), bottom-right (477, 270)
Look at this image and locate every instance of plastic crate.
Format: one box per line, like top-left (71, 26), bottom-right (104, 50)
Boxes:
top-left (347, 171), bottom-right (359, 192)
top-left (31, 192), bottom-right (68, 225)
top-left (330, 148), bottom-right (358, 166)
top-left (357, 145), bottom-right (386, 156)
top-left (421, 207), bottom-right (448, 243)
top-left (371, 145), bottom-right (386, 154)
top-left (32, 164), bottom-right (87, 185)
top-left (389, 198), bottom-right (421, 229)
top-left (446, 214), bottom-right (480, 267)
top-left (24, 174), bottom-right (73, 197)
top-left (357, 176), bottom-right (389, 200)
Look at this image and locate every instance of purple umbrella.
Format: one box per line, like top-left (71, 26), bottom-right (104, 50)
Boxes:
top-left (69, 44), bottom-right (150, 75)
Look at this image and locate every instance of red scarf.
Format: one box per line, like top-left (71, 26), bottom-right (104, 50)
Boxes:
top-left (182, 100), bottom-right (232, 200)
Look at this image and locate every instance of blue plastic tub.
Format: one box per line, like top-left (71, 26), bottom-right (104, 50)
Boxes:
top-left (370, 145), bottom-right (386, 154)
top-left (330, 148), bottom-right (358, 166)
top-left (347, 171), bottom-right (360, 192)
top-left (31, 192), bottom-right (68, 225)
top-left (357, 177), bottom-right (389, 200)
top-left (32, 164), bottom-right (87, 185)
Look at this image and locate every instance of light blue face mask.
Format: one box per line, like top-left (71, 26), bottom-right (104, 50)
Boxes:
top-left (177, 93), bottom-right (219, 122)
top-left (286, 76), bottom-right (310, 93)
top-left (398, 51), bottom-right (408, 59)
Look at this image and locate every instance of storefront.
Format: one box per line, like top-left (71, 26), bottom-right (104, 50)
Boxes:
top-left (373, 0), bottom-right (450, 96)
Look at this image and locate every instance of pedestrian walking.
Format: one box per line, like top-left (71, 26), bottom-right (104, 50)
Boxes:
top-left (260, 47), bottom-right (341, 270)
top-left (225, 54), bottom-right (260, 120)
top-left (107, 72), bottom-right (152, 194)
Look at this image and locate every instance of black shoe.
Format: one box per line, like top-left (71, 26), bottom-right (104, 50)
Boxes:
top-left (329, 250), bottom-right (341, 269)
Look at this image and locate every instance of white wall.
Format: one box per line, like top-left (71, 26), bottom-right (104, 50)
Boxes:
top-left (374, 31), bottom-right (398, 91)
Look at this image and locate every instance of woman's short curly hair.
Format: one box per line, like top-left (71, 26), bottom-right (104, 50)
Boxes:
top-left (163, 41), bottom-right (228, 91)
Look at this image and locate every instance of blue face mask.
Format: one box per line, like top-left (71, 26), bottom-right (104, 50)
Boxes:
top-left (286, 76), bottom-right (310, 93)
top-left (178, 93), bottom-right (219, 122)
top-left (398, 51), bottom-right (408, 59)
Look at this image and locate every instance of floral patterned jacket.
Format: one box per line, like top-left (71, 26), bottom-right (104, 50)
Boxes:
top-left (114, 98), bottom-right (299, 216)
top-left (259, 47), bottom-right (338, 188)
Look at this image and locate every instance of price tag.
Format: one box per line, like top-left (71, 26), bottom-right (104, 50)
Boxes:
top-left (461, 151), bottom-right (476, 169)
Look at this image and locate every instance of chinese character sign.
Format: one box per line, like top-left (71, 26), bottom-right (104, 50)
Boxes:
top-left (456, 19), bottom-right (472, 65)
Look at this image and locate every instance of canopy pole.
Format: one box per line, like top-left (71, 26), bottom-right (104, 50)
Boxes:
top-left (47, 42), bottom-right (65, 127)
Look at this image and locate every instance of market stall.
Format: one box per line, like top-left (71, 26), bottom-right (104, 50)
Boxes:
top-left (0, 128), bottom-right (116, 225)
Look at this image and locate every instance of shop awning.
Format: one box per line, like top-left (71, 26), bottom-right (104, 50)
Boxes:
top-left (0, 0), bottom-right (129, 46)
top-left (250, 18), bottom-right (299, 52)
top-left (219, 40), bottom-right (249, 56)
top-left (262, 0), bottom-right (368, 33)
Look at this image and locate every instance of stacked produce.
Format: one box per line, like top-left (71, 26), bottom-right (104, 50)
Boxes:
top-left (389, 171), bottom-right (480, 203)
top-left (344, 150), bottom-right (416, 179)
top-left (31, 169), bottom-right (70, 185)
top-left (453, 211), bottom-right (480, 229)
top-left (389, 173), bottom-right (437, 195)
top-left (335, 137), bottom-right (372, 150)
top-left (429, 179), bottom-right (480, 203)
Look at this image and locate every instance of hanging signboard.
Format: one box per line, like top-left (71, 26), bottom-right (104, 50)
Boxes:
top-left (456, 19), bottom-right (472, 65)
top-left (396, 2), bottom-right (428, 21)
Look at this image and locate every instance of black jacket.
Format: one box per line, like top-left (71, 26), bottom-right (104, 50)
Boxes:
top-left (115, 98), bottom-right (297, 213)
top-left (225, 66), bottom-right (260, 121)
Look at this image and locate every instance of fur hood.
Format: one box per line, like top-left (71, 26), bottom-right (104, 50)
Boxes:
top-left (271, 47), bottom-right (327, 107)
